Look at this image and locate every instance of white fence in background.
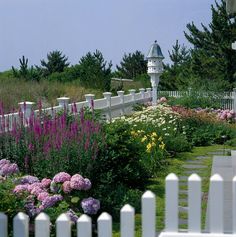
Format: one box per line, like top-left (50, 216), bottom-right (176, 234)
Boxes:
top-left (0, 88), bottom-right (152, 131)
top-left (158, 89), bottom-right (236, 111)
top-left (1, 173), bottom-right (236, 237)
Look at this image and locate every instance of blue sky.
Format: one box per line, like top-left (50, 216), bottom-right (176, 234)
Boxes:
top-left (0, 0), bottom-right (215, 71)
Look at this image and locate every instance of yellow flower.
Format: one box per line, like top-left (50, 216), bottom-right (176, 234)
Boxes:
top-left (151, 142), bottom-right (156, 147)
top-left (146, 143), bottom-right (152, 153)
top-left (141, 136), bottom-right (147, 143)
top-left (151, 137), bottom-right (156, 142)
top-left (158, 136), bottom-right (163, 141)
top-left (159, 142), bottom-right (165, 150)
top-left (151, 132), bottom-right (157, 137)
top-left (131, 131), bottom-right (137, 137)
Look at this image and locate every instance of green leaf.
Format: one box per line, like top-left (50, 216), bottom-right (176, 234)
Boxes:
top-left (71, 197), bottom-right (80, 204)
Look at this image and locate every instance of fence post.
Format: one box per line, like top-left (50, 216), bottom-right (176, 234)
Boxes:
top-left (139, 88), bottom-right (145, 100)
top-left (56, 213), bottom-right (71, 237)
top-left (13, 212), bottom-right (29, 237)
top-left (35, 213), bottom-right (50, 237)
top-left (129, 89), bottom-right (136, 102)
top-left (77, 214), bottom-right (92, 237)
top-left (232, 150), bottom-right (236, 169)
top-left (209, 174), bottom-right (224, 233)
top-left (103, 92), bottom-right (112, 121)
top-left (117, 91), bottom-right (125, 116)
top-left (0, 213), bottom-right (7, 237)
top-left (233, 176), bottom-right (236, 234)
top-left (146, 88), bottom-right (152, 101)
top-left (121, 204), bottom-right (135, 237)
top-left (188, 174), bottom-right (201, 233)
top-left (142, 191), bottom-right (156, 237)
top-left (18, 101), bottom-right (34, 122)
top-left (57, 97), bottom-right (70, 110)
top-left (165, 173), bottom-right (178, 232)
top-left (97, 212), bottom-right (112, 237)
top-left (233, 88), bottom-right (236, 115)
top-left (85, 94), bottom-right (95, 110)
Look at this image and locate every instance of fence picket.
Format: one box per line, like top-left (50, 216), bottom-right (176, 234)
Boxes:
top-left (209, 174), bottom-right (224, 233)
top-left (188, 174), bottom-right (201, 232)
top-left (56, 213), bottom-right (71, 237)
top-left (77, 214), bottom-right (92, 237)
top-left (142, 191), bottom-right (156, 237)
top-left (165, 173), bottom-right (178, 232)
top-left (35, 213), bottom-right (50, 237)
top-left (233, 176), bottom-right (236, 234)
top-left (121, 204), bottom-right (135, 237)
top-left (98, 212), bottom-right (112, 237)
top-left (13, 212), bottom-right (29, 237)
top-left (0, 213), bottom-right (7, 237)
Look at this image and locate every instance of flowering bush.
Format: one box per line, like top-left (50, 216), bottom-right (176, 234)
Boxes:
top-left (13, 171), bottom-right (99, 221)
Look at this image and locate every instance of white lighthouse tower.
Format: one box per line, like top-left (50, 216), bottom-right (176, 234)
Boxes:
top-left (147, 40), bottom-right (164, 106)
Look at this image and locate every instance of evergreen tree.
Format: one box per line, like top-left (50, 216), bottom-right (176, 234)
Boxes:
top-left (160, 41), bottom-right (191, 90)
top-left (12, 56), bottom-right (41, 81)
top-left (184, 0), bottom-right (236, 89)
top-left (78, 50), bottom-right (112, 91)
top-left (116, 51), bottom-right (147, 79)
top-left (40, 50), bottom-right (69, 76)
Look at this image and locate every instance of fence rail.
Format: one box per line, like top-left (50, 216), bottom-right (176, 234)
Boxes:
top-left (0, 88), bottom-right (152, 132)
top-left (1, 173), bottom-right (236, 237)
top-left (158, 89), bottom-right (236, 111)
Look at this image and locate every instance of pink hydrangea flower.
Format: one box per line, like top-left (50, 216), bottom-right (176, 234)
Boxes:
top-left (13, 184), bottom-right (29, 194)
top-left (53, 172), bottom-right (71, 183)
top-left (28, 183), bottom-right (43, 192)
top-left (62, 181), bottom-right (72, 193)
top-left (37, 192), bottom-right (50, 202)
top-left (41, 178), bottom-right (51, 188)
top-left (31, 186), bottom-right (44, 196)
top-left (70, 174), bottom-right (85, 190)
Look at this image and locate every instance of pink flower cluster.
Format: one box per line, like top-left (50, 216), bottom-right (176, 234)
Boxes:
top-left (13, 171), bottom-right (93, 218)
top-left (51, 172), bottom-right (92, 193)
top-left (0, 159), bottom-right (19, 176)
top-left (216, 109), bottom-right (235, 121)
top-left (158, 97), bottom-right (167, 104)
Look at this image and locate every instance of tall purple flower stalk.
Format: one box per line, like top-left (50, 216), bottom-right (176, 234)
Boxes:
top-left (0, 101), bottom-right (103, 174)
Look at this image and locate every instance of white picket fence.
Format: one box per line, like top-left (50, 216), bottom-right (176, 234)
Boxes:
top-left (1, 173), bottom-right (236, 237)
top-left (158, 89), bottom-right (236, 111)
top-left (0, 88), bottom-right (152, 132)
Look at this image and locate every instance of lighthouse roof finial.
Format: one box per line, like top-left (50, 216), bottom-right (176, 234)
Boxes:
top-left (147, 41), bottom-right (164, 59)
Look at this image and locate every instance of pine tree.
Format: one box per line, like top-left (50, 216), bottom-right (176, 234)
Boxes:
top-left (78, 50), bottom-right (112, 91)
top-left (40, 50), bottom-right (69, 76)
top-left (116, 51), bottom-right (147, 79)
top-left (184, 0), bottom-right (236, 89)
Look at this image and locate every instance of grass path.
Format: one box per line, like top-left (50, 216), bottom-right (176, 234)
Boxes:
top-left (113, 144), bottom-right (233, 237)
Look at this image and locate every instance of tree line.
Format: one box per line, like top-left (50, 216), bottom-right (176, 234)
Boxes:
top-left (9, 0), bottom-right (236, 91)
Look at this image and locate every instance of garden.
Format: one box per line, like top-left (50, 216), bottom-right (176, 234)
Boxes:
top-left (0, 96), bottom-right (236, 236)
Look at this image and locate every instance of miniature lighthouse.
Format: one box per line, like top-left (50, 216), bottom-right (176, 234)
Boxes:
top-left (147, 40), bottom-right (164, 106)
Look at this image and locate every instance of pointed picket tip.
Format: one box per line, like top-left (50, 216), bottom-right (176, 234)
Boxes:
top-left (98, 212), bottom-right (112, 221)
top-left (56, 213), bottom-right (70, 222)
top-left (14, 212), bottom-right (28, 220)
top-left (121, 204), bottom-right (134, 213)
top-left (166, 173), bottom-right (178, 181)
top-left (188, 173), bottom-right (201, 181)
top-left (77, 214), bottom-right (91, 223)
top-left (142, 190), bottom-right (155, 199)
top-left (35, 212), bottom-right (50, 221)
top-left (210, 173), bottom-right (223, 181)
